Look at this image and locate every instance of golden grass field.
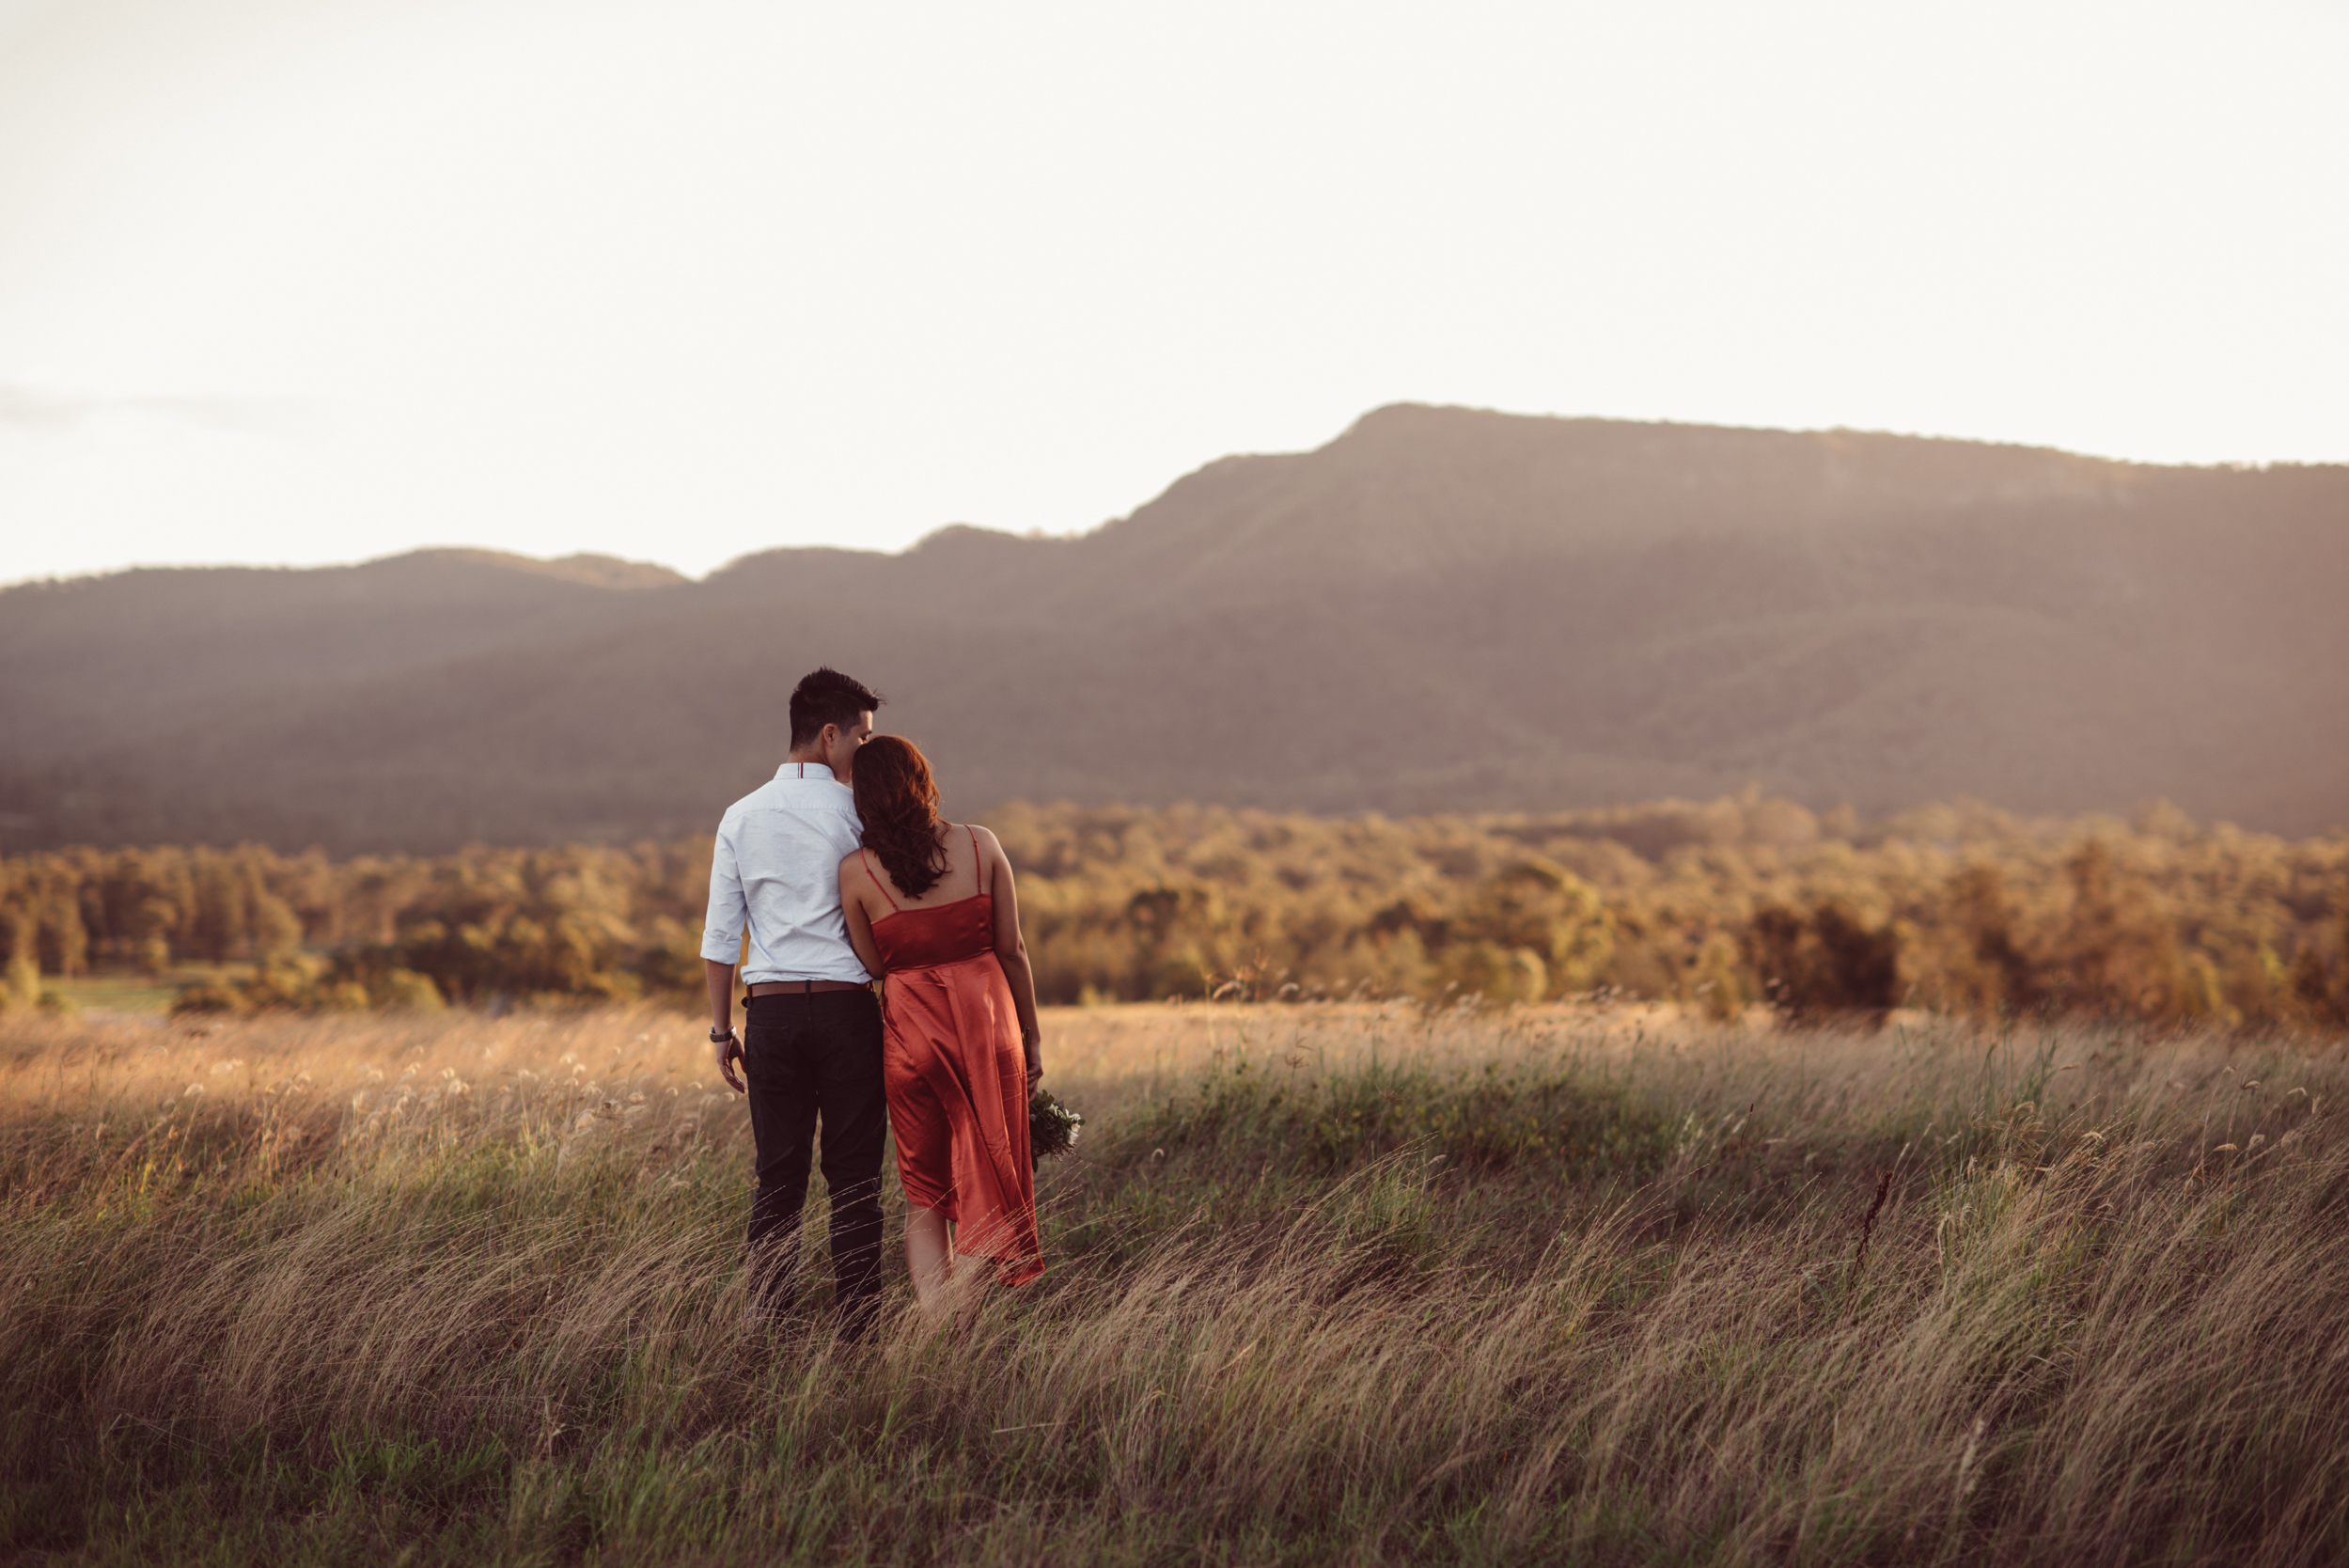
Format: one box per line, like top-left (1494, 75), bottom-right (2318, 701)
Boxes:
top-left (4, 999), bottom-right (2346, 1564)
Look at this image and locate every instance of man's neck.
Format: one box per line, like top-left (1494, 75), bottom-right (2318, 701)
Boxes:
top-left (787, 747), bottom-right (825, 769)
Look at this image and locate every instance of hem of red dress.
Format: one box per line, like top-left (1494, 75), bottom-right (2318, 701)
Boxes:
top-left (900, 1188), bottom-right (956, 1218)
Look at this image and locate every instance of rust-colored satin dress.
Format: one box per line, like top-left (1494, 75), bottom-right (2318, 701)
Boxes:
top-left (864, 830), bottom-right (1042, 1286)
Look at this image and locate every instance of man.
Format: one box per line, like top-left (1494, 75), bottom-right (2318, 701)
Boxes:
top-left (702, 666), bottom-right (886, 1339)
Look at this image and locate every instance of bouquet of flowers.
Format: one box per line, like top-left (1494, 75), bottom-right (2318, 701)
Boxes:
top-left (1028, 1089), bottom-right (1084, 1167)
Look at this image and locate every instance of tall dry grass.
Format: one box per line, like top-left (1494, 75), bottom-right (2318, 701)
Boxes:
top-left (2, 1002), bottom-right (2345, 1563)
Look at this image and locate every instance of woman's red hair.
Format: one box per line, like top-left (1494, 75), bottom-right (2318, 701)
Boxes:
top-left (853, 735), bottom-right (951, 899)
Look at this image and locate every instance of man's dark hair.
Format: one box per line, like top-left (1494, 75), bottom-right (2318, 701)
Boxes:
top-left (789, 666), bottom-right (884, 750)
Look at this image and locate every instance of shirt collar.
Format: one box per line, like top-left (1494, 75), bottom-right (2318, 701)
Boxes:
top-left (775, 760), bottom-right (837, 783)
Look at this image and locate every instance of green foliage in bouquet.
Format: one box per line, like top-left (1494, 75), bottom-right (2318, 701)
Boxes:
top-left (1029, 1090), bottom-right (1084, 1166)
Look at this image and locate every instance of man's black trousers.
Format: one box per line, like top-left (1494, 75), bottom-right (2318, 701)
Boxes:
top-left (742, 988), bottom-right (886, 1339)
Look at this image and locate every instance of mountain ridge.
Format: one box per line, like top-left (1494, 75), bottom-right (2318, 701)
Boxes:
top-left (4, 404), bottom-right (2343, 852)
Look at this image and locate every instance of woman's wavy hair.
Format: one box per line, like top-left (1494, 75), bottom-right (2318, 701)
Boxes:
top-left (853, 734), bottom-right (951, 900)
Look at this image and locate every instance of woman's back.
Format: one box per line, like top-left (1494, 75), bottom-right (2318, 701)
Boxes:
top-left (861, 823), bottom-right (994, 972)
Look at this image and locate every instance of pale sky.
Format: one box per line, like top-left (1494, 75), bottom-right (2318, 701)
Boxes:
top-left (1, 0), bottom-right (2343, 585)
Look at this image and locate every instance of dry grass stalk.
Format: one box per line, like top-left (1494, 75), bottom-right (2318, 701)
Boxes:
top-left (1851, 1165), bottom-right (1894, 1278)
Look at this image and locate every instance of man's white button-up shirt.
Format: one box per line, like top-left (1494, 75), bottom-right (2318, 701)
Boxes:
top-left (700, 761), bottom-right (873, 985)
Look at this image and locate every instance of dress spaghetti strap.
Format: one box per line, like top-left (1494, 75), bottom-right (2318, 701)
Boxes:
top-left (968, 823), bottom-right (982, 899)
top-left (860, 849), bottom-right (902, 912)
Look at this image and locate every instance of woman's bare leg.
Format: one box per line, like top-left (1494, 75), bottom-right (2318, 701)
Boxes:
top-left (904, 1205), bottom-right (954, 1315)
top-left (947, 1252), bottom-right (994, 1332)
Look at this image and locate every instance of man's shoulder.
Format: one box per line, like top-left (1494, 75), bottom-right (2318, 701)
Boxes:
top-left (713, 783), bottom-right (774, 829)
top-left (719, 778), bottom-right (860, 829)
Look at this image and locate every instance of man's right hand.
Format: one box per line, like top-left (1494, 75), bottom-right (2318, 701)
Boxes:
top-left (713, 1027), bottom-right (746, 1094)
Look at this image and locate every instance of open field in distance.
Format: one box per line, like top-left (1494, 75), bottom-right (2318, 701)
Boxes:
top-left (5, 1001), bottom-right (2346, 1563)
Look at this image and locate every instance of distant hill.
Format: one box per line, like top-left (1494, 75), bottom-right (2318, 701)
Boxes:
top-left (3, 405), bottom-right (2344, 853)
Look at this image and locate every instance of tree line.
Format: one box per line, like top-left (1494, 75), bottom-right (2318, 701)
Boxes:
top-left (2, 792), bottom-right (2344, 1027)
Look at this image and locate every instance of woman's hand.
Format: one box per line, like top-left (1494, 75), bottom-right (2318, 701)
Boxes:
top-left (1024, 1029), bottom-right (1042, 1094)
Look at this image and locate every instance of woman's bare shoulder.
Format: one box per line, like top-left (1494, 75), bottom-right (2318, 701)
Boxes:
top-left (967, 823), bottom-right (1016, 873)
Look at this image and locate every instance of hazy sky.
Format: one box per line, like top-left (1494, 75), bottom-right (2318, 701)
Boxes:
top-left (1, 0), bottom-right (2342, 585)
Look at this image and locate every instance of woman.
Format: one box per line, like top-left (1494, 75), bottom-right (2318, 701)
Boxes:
top-left (838, 735), bottom-right (1044, 1310)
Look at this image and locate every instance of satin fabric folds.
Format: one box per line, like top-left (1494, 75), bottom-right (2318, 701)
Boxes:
top-left (872, 889), bottom-right (1042, 1286)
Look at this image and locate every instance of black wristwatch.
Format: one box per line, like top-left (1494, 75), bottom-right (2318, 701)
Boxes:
top-left (709, 1025), bottom-right (735, 1044)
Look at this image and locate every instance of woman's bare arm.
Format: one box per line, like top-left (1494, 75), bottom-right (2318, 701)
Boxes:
top-left (977, 825), bottom-right (1042, 1089)
top-left (838, 855), bottom-right (887, 981)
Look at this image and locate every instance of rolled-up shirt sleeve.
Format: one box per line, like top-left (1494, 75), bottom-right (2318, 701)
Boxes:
top-left (700, 821), bottom-right (749, 964)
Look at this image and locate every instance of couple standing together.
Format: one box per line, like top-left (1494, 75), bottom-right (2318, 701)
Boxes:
top-left (700, 666), bottom-right (1044, 1341)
